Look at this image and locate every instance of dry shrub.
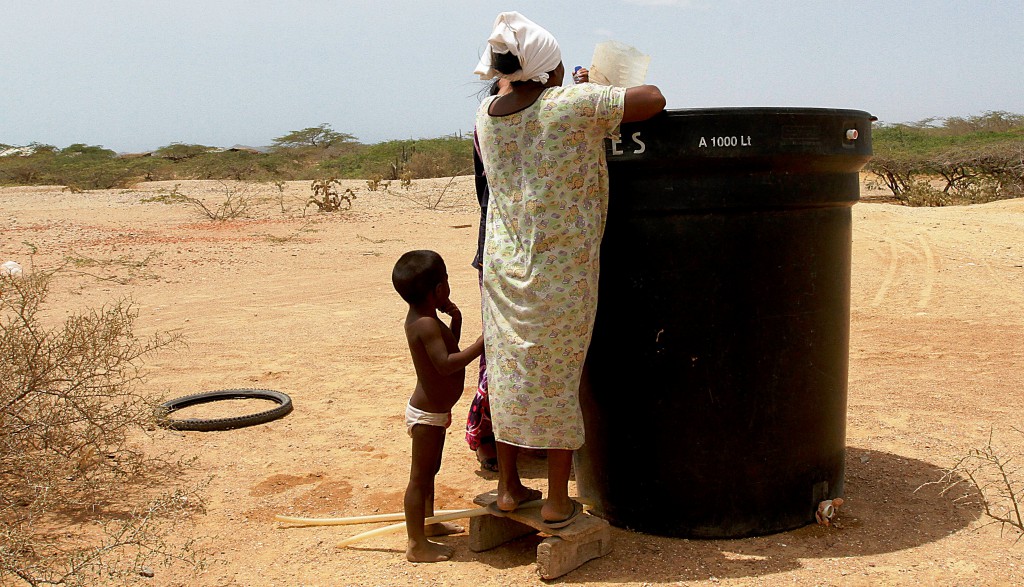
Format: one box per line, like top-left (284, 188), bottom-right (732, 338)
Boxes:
top-left (924, 427), bottom-right (1024, 542)
top-left (142, 182), bottom-right (252, 221)
top-left (365, 175), bottom-right (385, 192)
top-left (952, 177), bottom-right (1024, 204)
top-left (0, 271), bottom-right (205, 585)
top-left (306, 178), bottom-right (356, 213)
top-left (900, 176), bottom-right (1022, 207)
top-left (399, 171), bottom-right (413, 190)
top-left (404, 150), bottom-right (464, 180)
top-left (900, 181), bottom-right (954, 207)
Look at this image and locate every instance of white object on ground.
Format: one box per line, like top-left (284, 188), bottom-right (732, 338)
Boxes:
top-left (1, 261), bottom-right (22, 276)
top-left (815, 497), bottom-right (845, 526)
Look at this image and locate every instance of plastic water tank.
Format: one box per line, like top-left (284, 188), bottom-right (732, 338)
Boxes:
top-left (576, 107), bottom-right (874, 538)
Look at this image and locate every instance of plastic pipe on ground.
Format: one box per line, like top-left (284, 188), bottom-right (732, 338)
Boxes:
top-left (275, 510), bottom-right (464, 526)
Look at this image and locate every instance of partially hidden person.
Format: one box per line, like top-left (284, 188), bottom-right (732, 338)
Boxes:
top-left (473, 12), bottom-right (665, 530)
top-left (392, 250), bottom-right (485, 562)
top-left (465, 78), bottom-right (509, 474)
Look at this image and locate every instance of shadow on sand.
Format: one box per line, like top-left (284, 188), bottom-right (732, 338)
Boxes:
top-left (467, 446), bottom-right (983, 582)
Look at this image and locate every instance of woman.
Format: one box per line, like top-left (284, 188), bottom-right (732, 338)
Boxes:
top-left (474, 12), bottom-right (665, 527)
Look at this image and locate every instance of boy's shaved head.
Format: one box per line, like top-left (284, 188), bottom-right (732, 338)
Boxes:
top-left (393, 250), bottom-right (446, 304)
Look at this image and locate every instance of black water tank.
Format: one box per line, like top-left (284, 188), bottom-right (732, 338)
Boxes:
top-left (576, 107), bottom-right (873, 538)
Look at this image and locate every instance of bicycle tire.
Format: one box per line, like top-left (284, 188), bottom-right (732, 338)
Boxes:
top-left (156, 388), bottom-right (293, 432)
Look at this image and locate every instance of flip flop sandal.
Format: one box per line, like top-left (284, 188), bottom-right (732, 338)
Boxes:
top-left (477, 454), bottom-right (499, 472)
top-left (541, 500), bottom-right (584, 530)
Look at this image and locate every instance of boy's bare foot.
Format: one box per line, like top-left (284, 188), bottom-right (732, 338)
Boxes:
top-left (406, 539), bottom-right (453, 563)
top-left (495, 486), bottom-right (543, 512)
top-left (424, 521), bottom-right (464, 537)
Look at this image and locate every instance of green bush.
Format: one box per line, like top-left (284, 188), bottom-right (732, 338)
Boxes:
top-left (183, 151), bottom-right (267, 181)
top-left (0, 143), bottom-right (145, 190)
top-left (869, 112), bottom-right (1024, 206)
top-left (351, 136), bottom-right (472, 180)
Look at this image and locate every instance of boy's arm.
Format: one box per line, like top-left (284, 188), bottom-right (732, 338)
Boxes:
top-left (439, 300), bottom-right (463, 344)
top-left (413, 318), bottom-right (483, 376)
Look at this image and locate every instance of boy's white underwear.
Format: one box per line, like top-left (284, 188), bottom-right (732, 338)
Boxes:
top-left (406, 402), bottom-right (452, 436)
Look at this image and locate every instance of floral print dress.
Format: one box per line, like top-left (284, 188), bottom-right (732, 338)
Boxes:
top-left (475, 83), bottom-right (625, 450)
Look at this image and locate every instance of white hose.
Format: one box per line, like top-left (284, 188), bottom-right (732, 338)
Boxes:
top-left (334, 499), bottom-right (549, 548)
top-left (336, 508), bottom-right (490, 548)
top-left (274, 510), bottom-right (464, 526)
top-left (277, 497), bottom-right (589, 549)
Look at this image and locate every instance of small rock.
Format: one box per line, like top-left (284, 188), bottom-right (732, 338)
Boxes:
top-left (139, 566), bottom-right (155, 578)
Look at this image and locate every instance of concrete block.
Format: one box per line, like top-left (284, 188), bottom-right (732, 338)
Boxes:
top-left (469, 513), bottom-right (537, 552)
top-left (536, 520), bottom-right (612, 580)
top-left (470, 490), bottom-right (613, 578)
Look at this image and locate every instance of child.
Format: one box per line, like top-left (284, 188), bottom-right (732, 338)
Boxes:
top-left (392, 250), bottom-right (484, 562)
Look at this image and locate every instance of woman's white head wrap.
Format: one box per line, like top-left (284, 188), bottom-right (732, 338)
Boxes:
top-left (474, 12), bottom-right (562, 84)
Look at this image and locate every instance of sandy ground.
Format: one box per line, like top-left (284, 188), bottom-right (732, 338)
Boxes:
top-left (2, 177), bottom-right (1023, 586)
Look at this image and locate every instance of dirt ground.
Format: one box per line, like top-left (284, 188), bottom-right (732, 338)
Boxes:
top-left (2, 177), bottom-right (1023, 586)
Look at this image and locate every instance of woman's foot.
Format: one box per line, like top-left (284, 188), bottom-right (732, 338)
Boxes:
top-left (424, 521), bottom-right (464, 537)
top-left (541, 498), bottom-right (584, 528)
top-left (495, 485), bottom-right (543, 512)
top-left (406, 539), bottom-right (453, 562)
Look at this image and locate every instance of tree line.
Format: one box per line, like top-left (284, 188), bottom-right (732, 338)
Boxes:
top-left (3, 114), bottom-right (1023, 207)
top-left (0, 124), bottom-right (473, 191)
top-left (865, 111), bottom-right (1024, 206)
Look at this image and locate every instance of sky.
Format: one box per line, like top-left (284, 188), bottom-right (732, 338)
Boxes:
top-left (3, 0), bottom-right (1022, 153)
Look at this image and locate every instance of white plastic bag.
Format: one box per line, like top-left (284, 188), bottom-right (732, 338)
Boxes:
top-left (1, 260), bottom-right (23, 277)
top-left (588, 40), bottom-right (651, 88)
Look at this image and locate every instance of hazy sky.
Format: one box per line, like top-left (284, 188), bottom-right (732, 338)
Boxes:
top-left (3, 1), bottom-right (1022, 153)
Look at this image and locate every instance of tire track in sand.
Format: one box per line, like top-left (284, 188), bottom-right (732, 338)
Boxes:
top-left (871, 238), bottom-right (900, 307)
top-left (859, 227), bottom-right (933, 309)
top-left (916, 233), bottom-right (935, 310)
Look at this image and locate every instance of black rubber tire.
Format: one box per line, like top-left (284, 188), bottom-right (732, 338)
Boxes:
top-left (156, 388), bottom-right (293, 432)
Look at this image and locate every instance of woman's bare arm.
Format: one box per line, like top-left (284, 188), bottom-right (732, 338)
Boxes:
top-left (622, 85), bottom-right (666, 123)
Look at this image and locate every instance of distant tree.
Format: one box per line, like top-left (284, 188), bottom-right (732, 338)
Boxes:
top-left (27, 142), bottom-right (58, 155)
top-left (942, 111), bottom-right (1024, 134)
top-left (272, 124), bottom-right (357, 150)
top-left (59, 144), bottom-right (117, 158)
top-left (154, 143), bottom-right (214, 161)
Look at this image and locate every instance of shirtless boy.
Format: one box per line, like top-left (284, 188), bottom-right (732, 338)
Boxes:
top-left (392, 250), bottom-right (484, 562)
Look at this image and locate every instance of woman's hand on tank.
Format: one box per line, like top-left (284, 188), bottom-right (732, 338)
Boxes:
top-left (622, 85), bottom-right (666, 123)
